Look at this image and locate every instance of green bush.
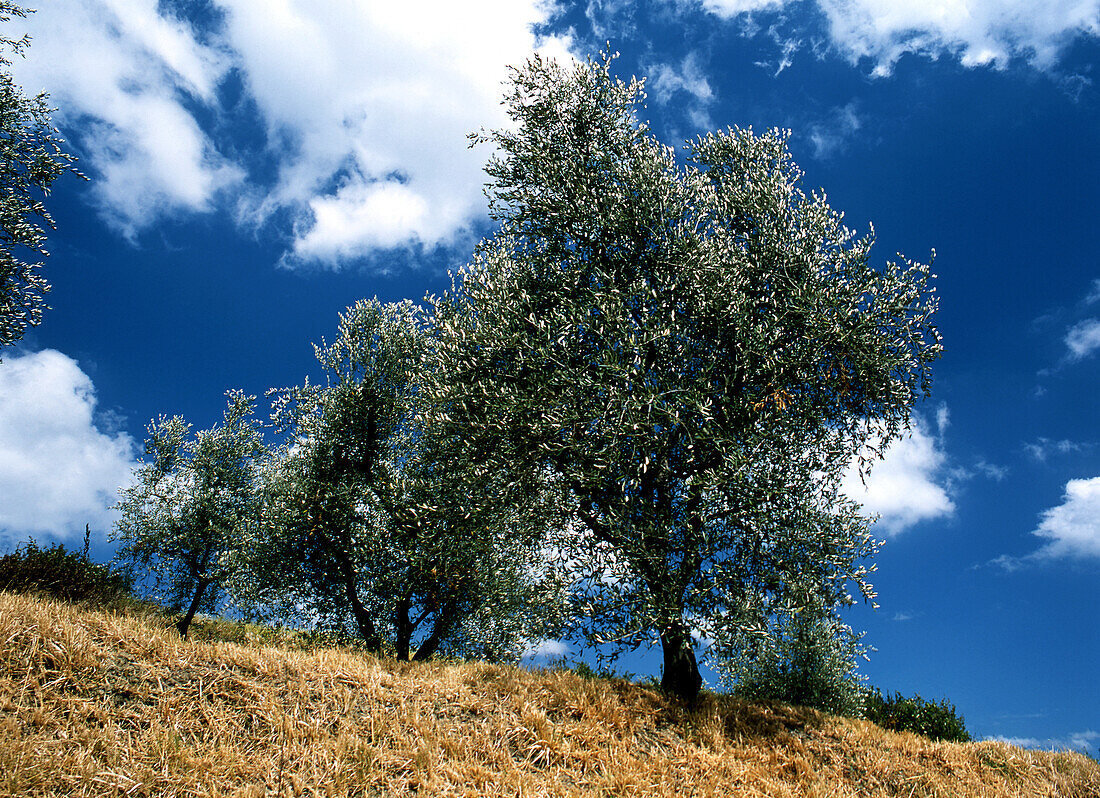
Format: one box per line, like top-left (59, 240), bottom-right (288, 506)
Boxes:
top-left (723, 597), bottom-right (868, 718)
top-left (0, 537), bottom-right (134, 606)
top-left (863, 688), bottom-right (972, 742)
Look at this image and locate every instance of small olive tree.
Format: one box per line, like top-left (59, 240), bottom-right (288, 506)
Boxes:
top-left (426, 53), bottom-right (941, 701)
top-left (0, 3), bottom-right (80, 356)
top-left (724, 589), bottom-right (868, 717)
top-left (237, 298), bottom-right (568, 660)
top-left (114, 390), bottom-right (265, 637)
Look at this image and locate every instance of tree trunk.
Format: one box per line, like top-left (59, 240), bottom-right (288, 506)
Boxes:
top-left (340, 559), bottom-right (381, 652)
top-left (394, 593), bottom-right (413, 661)
top-left (331, 526), bottom-right (382, 653)
top-left (411, 606), bottom-right (451, 662)
top-left (177, 576), bottom-right (213, 639)
top-left (660, 625), bottom-right (702, 703)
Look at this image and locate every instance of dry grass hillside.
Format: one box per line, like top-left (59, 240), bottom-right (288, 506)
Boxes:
top-left (0, 591), bottom-right (1096, 798)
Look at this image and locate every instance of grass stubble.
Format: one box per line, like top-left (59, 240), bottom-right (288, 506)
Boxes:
top-left (0, 591), bottom-right (1096, 797)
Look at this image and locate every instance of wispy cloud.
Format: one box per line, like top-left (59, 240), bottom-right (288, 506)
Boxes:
top-left (7, 0), bottom-right (241, 238)
top-left (1086, 278), bottom-right (1100, 304)
top-left (988, 729), bottom-right (1099, 755)
top-left (842, 409), bottom-right (955, 536)
top-left (700, 0), bottom-right (1100, 75)
top-left (808, 102), bottom-right (862, 159)
top-left (0, 350), bottom-right (136, 542)
top-left (1024, 437), bottom-right (1085, 462)
top-left (645, 50), bottom-right (716, 131)
top-left (1064, 318), bottom-right (1100, 361)
top-left (994, 476), bottom-right (1100, 569)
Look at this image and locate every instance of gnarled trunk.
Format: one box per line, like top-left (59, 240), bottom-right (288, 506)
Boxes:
top-left (660, 625), bottom-right (702, 703)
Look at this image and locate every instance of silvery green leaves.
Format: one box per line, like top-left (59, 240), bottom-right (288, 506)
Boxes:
top-left (0, 3), bottom-right (80, 356)
top-left (238, 298), bottom-right (569, 661)
top-left (428, 53), bottom-right (940, 701)
top-left (113, 390), bottom-right (265, 638)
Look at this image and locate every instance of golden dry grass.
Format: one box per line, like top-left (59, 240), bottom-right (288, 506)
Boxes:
top-left (0, 591), bottom-right (1096, 798)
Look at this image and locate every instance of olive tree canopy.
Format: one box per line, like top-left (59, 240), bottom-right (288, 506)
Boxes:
top-left (426, 54), bottom-right (941, 701)
top-left (0, 3), bottom-right (78, 356)
top-left (237, 298), bottom-right (570, 661)
top-left (114, 390), bottom-right (265, 638)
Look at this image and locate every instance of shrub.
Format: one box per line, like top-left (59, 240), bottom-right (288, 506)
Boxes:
top-left (863, 688), bottom-right (972, 742)
top-left (0, 536), bottom-right (134, 606)
top-left (723, 595), bottom-right (868, 718)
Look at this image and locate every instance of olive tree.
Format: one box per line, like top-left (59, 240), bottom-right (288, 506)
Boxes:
top-left (114, 390), bottom-right (265, 638)
top-left (725, 590), bottom-right (868, 717)
top-left (0, 3), bottom-right (79, 356)
top-left (426, 53), bottom-right (941, 701)
top-left (238, 298), bottom-right (568, 661)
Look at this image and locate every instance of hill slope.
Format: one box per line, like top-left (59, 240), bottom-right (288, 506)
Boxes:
top-left (0, 592), bottom-right (1096, 797)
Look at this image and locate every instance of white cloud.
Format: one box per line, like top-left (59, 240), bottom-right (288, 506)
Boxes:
top-left (0, 350), bottom-right (136, 542)
top-left (842, 412), bottom-right (955, 536)
top-left (1065, 318), bottom-right (1100, 361)
top-left (7, 0), bottom-right (242, 237)
top-left (1086, 278), bottom-right (1100, 304)
top-left (809, 102), bottom-right (862, 159)
top-left (989, 729), bottom-right (1099, 754)
top-left (645, 51), bottom-right (716, 132)
top-left (704, 0), bottom-right (785, 15)
top-left (521, 638), bottom-right (570, 660)
top-left (1029, 476), bottom-right (1100, 561)
top-left (219, 0), bottom-right (574, 267)
top-left (648, 51), bottom-right (715, 105)
top-left (9, 0), bottom-right (573, 265)
top-left (1024, 437), bottom-right (1084, 462)
top-left (703, 0), bottom-right (1100, 74)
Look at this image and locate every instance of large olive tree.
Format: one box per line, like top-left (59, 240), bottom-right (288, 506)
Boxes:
top-left (426, 54), bottom-right (942, 701)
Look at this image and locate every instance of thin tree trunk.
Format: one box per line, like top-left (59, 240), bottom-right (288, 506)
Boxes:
top-left (660, 624), bottom-right (702, 703)
top-left (177, 576), bottom-right (213, 639)
top-left (331, 522), bottom-right (382, 652)
top-left (338, 553), bottom-right (381, 652)
top-left (411, 605), bottom-right (451, 662)
top-left (394, 593), bottom-right (413, 661)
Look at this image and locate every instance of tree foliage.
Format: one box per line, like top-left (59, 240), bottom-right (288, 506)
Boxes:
top-left (0, 3), bottom-right (78, 356)
top-left (236, 299), bottom-right (568, 661)
top-left (114, 390), bottom-right (265, 638)
top-left (725, 591), bottom-right (868, 717)
top-left (426, 53), bottom-right (941, 700)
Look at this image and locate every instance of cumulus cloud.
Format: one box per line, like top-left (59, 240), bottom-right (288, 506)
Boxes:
top-left (219, 0), bottom-right (573, 267)
top-left (7, 0), bottom-right (242, 238)
top-left (9, 0), bottom-right (573, 265)
top-left (1064, 318), bottom-right (1100, 361)
top-left (842, 410), bottom-right (955, 536)
top-left (702, 0), bottom-right (1100, 74)
top-left (521, 638), bottom-right (571, 661)
top-left (1029, 477), bottom-right (1100, 561)
top-left (993, 476), bottom-right (1100, 569)
top-left (0, 350), bottom-right (136, 542)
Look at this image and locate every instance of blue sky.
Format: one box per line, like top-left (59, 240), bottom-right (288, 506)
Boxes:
top-left (0, 0), bottom-right (1097, 755)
